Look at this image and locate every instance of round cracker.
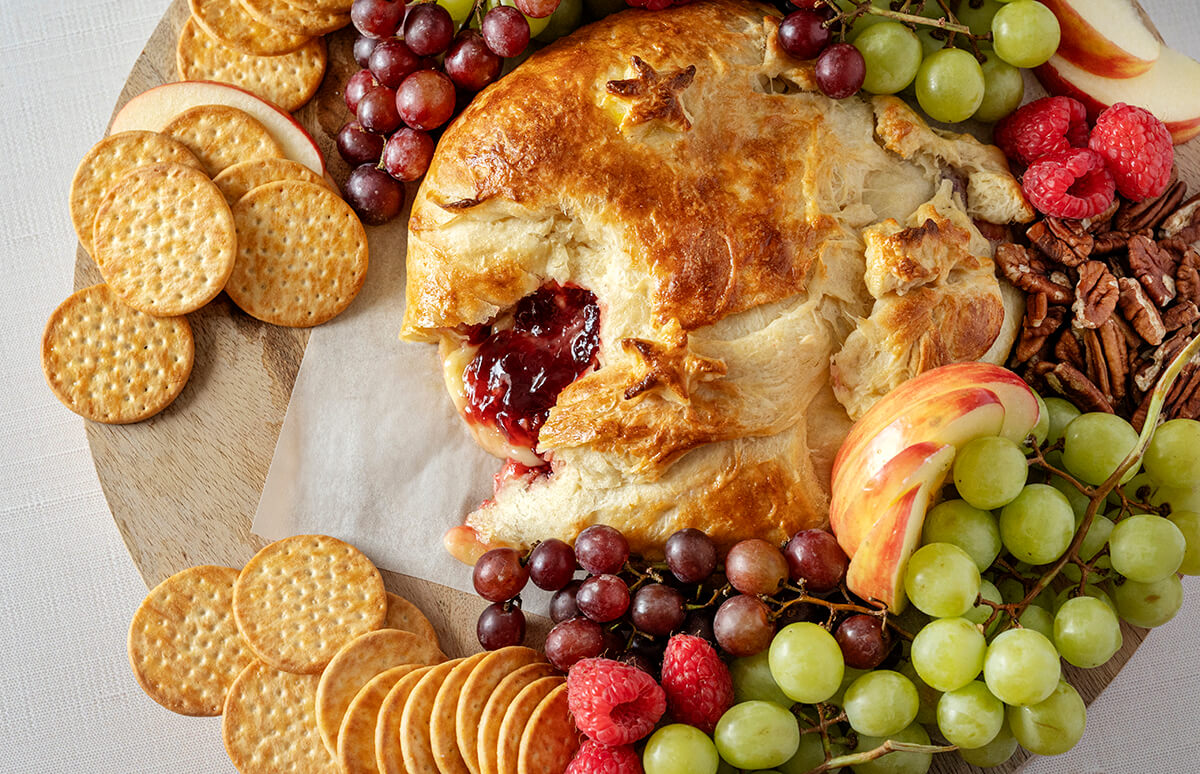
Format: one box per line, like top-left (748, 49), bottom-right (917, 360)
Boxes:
top-left (213, 157), bottom-right (330, 205)
top-left (189, 0), bottom-right (313, 56)
top-left (92, 163), bottom-right (236, 317)
top-left (222, 661), bottom-right (336, 773)
top-left (490, 674), bottom-right (564, 774)
top-left (476, 663), bottom-right (560, 774)
top-left (287, 0), bottom-right (352, 14)
top-left (316, 629), bottom-right (445, 756)
top-left (227, 180), bottom-right (368, 327)
top-left (382, 592), bottom-right (439, 646)
top-left (517, 684), bottom-right (579, 774)
top-left (42, 284), bottom-right (194, 424)
top-left (400, 659), bottom-right (462, 774)
top-left (430, 653), bottom-right (490, 774)
top-left (233, 534), bottom-right (387, 674)
top-left (176, 18), bottom-right (327, 113)
top-left (457, 647), bottom-right (545, 774)
top-left (238, 0), bottom-right (351, 36)
top-left (127, 565), bottom-right (254, 716)
top-left (375, 665), bottom-right (435, 774)
top-left (69, 131), bottom-right (203, 257)
top-left (337, 665), bottom-right (420, 774)
top-left (163, 104), bottom-right (285, 177)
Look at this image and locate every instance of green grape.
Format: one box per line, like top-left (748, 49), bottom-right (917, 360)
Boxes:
top-left (915, 47), bottom-right (985, 123)
top-left (1029, 390), bottom-right (1050, 447)
top-left (957, 0), bottom-right (1003, 35)
top-left (1079, 515), bottom-right (1115, 561)
top-left (953, 436), bottom-right (1028, 510)
top-left (916, 28), bottom-right (950, 58)
top-left (1053, 596), bottom-right (1122, 668)
top-left (964, 579), bottom-right (1002, 632)
top-left (1145, 419), bottom-right (1200, 489)
top-left (1007, 680), bottom-right (1086, 756)
top-left (997, 577), bottom-right (1052, 611)
top-left (643, 723), bottom-right (720, 774)
top-left (853, 22), bottom-right (923, 95)
top-left (844, 670), bottom-right (919, 737)
top-left (717, 763), bottom-right (737, 774)
top-left (777, 732), bottom-right (846, 774)
top-left (851, 723), bottom-right (933, 774)
top-left (904, 543), bottom-right (981, 618)
top-left (827, 666), bottom-right (868, 708)
top-left (937, 680), bottom-right (1004, 749)
top-left (898, 660), bottom-right (941, 725)
top-left (1062, 556), bottom-right (1114, 584)
top-left (1112, 575), bottom-right (1184, 628)
top-left (1062, 412), bottom-right (1139, 486)
top-left (437, 0), bottom-right (474, 24)
top-left (713, 702), bottom-right (800, 770)
top-left (998, 484), bottom-right (1075, 564)
top-left (1110, 471), bottom-right (1155, 510)
top-left (923, 500), bottom-right (1002, 572)
top-left (731, 651), bottom-right (791, 706)
top-left (1048, 475), bottom-right (1091, 525)
top-left (535, 0), bottom-right (582, 42)
top-left (1151, 484), bottom-right (1200, 513)
top-left (768, 623), bottom-right (844, 704)
top-left (1044, 397), bottom-right (1081, 445)
top-left (1017, 604), bottom-right (1055, 641)
top-left (991, 0), bottom-right (1061, 68)
top-left (1168, 510), bottom-right (1200, 574)
top-left (983, 628), bottom-right (1060, 706)
top-left (1052, 583), bottom-right (1115, 614)
top-left (911, 617), bottom-right (986, 692)
top-left (1109, 513), bottom-right (1186, 583)
top-left (958, 718), bottom-right (1018, 767)
top-left (973, 55), bottom-right (1024, 122)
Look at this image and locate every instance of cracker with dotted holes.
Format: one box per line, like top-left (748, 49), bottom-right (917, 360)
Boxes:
top-left (495, 676), bottom-right (564, 774)
top-left (316, 629), bottom-right (445, 756)
top-left (382, 592), bottom-right (439, 645)
top-left (430, 652), bottom-right (490, 774)
top-left (227, 180), bottom-right (368, 327)
top-left (163, 105), bottom-right (285, 178)
top-left (126, 565), bottom-right (254, 715)
top-left (476, 664), bottom-right (559, 774)
top-left (42, 284), bottom-right (195, 424)
top-left (69, 131), bottom-right (203, 258)
top-left (222, 661), bottom-right (337, 773)
top-left (335, 665), bottom-right (419, 774)
top-left (233, 534), bottom-right (386, 674)
top-left (375, 665), bottom-right (435, 774)
top-left (189, 0), bottom-right (313, 57)
top-left (457, 647), bottom-right (546, 774)
top-left (92, 163), bottom-right (236, 317)
top-left (238, 0), bottom-right (350, 36)
top-left (176, 18), bottom-right (327, 112)
top-left (517, 684), bottom-right (580, 774)
top-left (289, 0), bottom-right (353, 14)
top-left (213, 157), bottom-right (330, 205)
top-left (400, 660), bottom-right (463, 774)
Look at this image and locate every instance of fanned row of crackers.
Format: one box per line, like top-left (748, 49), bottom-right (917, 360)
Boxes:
top-left (44, 103), bottom-right (366, 424)
top-left (127, 535), bottom-right (580, 774)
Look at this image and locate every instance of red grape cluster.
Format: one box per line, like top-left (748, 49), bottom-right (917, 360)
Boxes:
top-left (470, 522), bottom-right (897, 677)
top-left (776, 4), bottom-right (866, 100)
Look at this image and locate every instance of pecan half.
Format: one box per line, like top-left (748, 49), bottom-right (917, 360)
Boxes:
top-left (1099, 319), bottom-right (1129, 404)
top-left (1083, 329), bottom-right (1112, 402)
top-left (1134, 327), bottom-right (1195, 393)
top-left (994, 243), bottom-right (1073, 304)
top-left (1114, 178), bottom-right (1186, 232)
top-left (1014, 304), bottom-right (1066, 364)
top-left (1055, 329), bottom-right (1086, 372)
top-left (1084, 198), bottom-right (1120, 234)
top-left (1029, 218), bottom-right (1092, 266)
top-left (1117, 276), bottom-right (1166, 345)
top-left (1073, 261), bottom-right (1119, 329)
top-left (1045, 362), bottom-right (1114, 413)
top-left (1093, 230), bottom-right (1133, 255)
top-left (1167, 364), bottom-right (1200, 421)
top-left (1177, 248), bottom-right (1200, 307)
top-left (1163, 301), bottom-right (1200, 332)
top-left (1129, 234), bottom-right (1177, 306)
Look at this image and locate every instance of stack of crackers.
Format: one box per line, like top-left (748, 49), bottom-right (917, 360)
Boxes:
top-left (43, 102), bottom-right (367, 424)
top-left (128, 535), bottom-right (581, 774)
top-left (181, 0), bottom-right (350, 112)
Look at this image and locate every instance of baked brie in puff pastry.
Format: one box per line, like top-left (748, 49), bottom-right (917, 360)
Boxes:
top-left (400, 0), bottom-right (1034, 559)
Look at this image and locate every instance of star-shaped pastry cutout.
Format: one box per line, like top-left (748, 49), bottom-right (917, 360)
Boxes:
top-left (621, 329), bottom-right (725, 403)
top-left (606, 56), bottom-right (697, 132)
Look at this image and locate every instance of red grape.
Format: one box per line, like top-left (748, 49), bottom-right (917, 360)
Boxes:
top-left (713, 595), bottom-right (774, 657)
top-left (630, 583), bottom-right (685, 636)
top-left (343, 164), bottom-right (405, 225)
top-left (515, 0), bottom-right (560, 18)
top-left (550, 579), bottom-right (582, 623)
top-left (777, 10), bottom-right (832, 60)
top-left (481, 6), bottom-right (530, 59)
top-left (815, 42), bottom-right (865, 99)
top-left (351, 0), bottom-right (405, 39)
top-left (527, 538), bottom-right (577, 591)
top-left (619, 650), bottom-right (660, 678)
top-left (369, 37), bottom-right (421, 88)
top-left (835, 614), bottom-right (892, 669)
top-left (345, 69), bottom-right (379, 115)
top-left (576, 574), bottom-right (630, 622)
top-left (725, 539), bottom-right (788, 596)
top-left (477, 601), bottom-right (526, 650)
top-left (353, 35), bottom-right (379, 68)
top-left (664, 528), bottom-right (717, 584)
top-left (472, 547), bottom-right (530, 602)
top-left (395, 69), bottom-right (456, 131)
top-left (357, 84), bottom-right (402, 133)
top-left (337, 121), bottom-right (385, 166)
top-left (544, 617), bottom-right (606, 671)
top-left (783, 529), bottom-right (848, 592)
top-left (682, 610), bottom-right (715, 644)
top-left (381, 128), bottom-right (433, 181)
top-left (574, 525), bottom-right (629, 575)
top-left (444, 31), bottom-right (502, 92)
top-left (403, 3), bottom-right (455, 56)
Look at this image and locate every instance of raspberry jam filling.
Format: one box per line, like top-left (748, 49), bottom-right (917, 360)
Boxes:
top-left (462, 284), bottom-right (601, 457)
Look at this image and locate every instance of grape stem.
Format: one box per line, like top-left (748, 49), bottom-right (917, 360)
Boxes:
top-left (803, 740), bottom-right (957, 774)
top-left (816, 0), bottom-right (992, 60)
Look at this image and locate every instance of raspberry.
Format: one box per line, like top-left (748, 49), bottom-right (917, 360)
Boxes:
top-left (994, 96), bottom-right (1089, 166)
top-left (565, 740), bottom-right (644, 774)
top-left (1088, 103), bottom-right (1174, 202)
top-left (659, 634), bottom-right (734, 734)
top-left (567, 658), bottom-right (667, 745)
top-left (1021, 148), bottom-right (1115, 220)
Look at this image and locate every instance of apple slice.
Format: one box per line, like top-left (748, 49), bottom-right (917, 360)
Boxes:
top-left (1036, 48), bottom-right (1200, 145)
top-left (1040, 0), bottom-right (1160, 79)
top-left (110, 80), bottom-right (325, 174)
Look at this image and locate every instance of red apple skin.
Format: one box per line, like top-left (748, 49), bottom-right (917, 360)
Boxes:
top-left (1040, 0), bottom-right (1157, 79)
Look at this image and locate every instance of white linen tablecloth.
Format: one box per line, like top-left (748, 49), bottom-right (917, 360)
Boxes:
top-left (2, 1), bottom-right (1198, 771)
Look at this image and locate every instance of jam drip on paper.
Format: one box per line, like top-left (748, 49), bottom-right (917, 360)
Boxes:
top-left (463, 284), bottom-right (601, 457)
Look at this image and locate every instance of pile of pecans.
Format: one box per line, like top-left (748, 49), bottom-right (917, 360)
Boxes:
top-left (1002, 173), bottom-right (1200, 430)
